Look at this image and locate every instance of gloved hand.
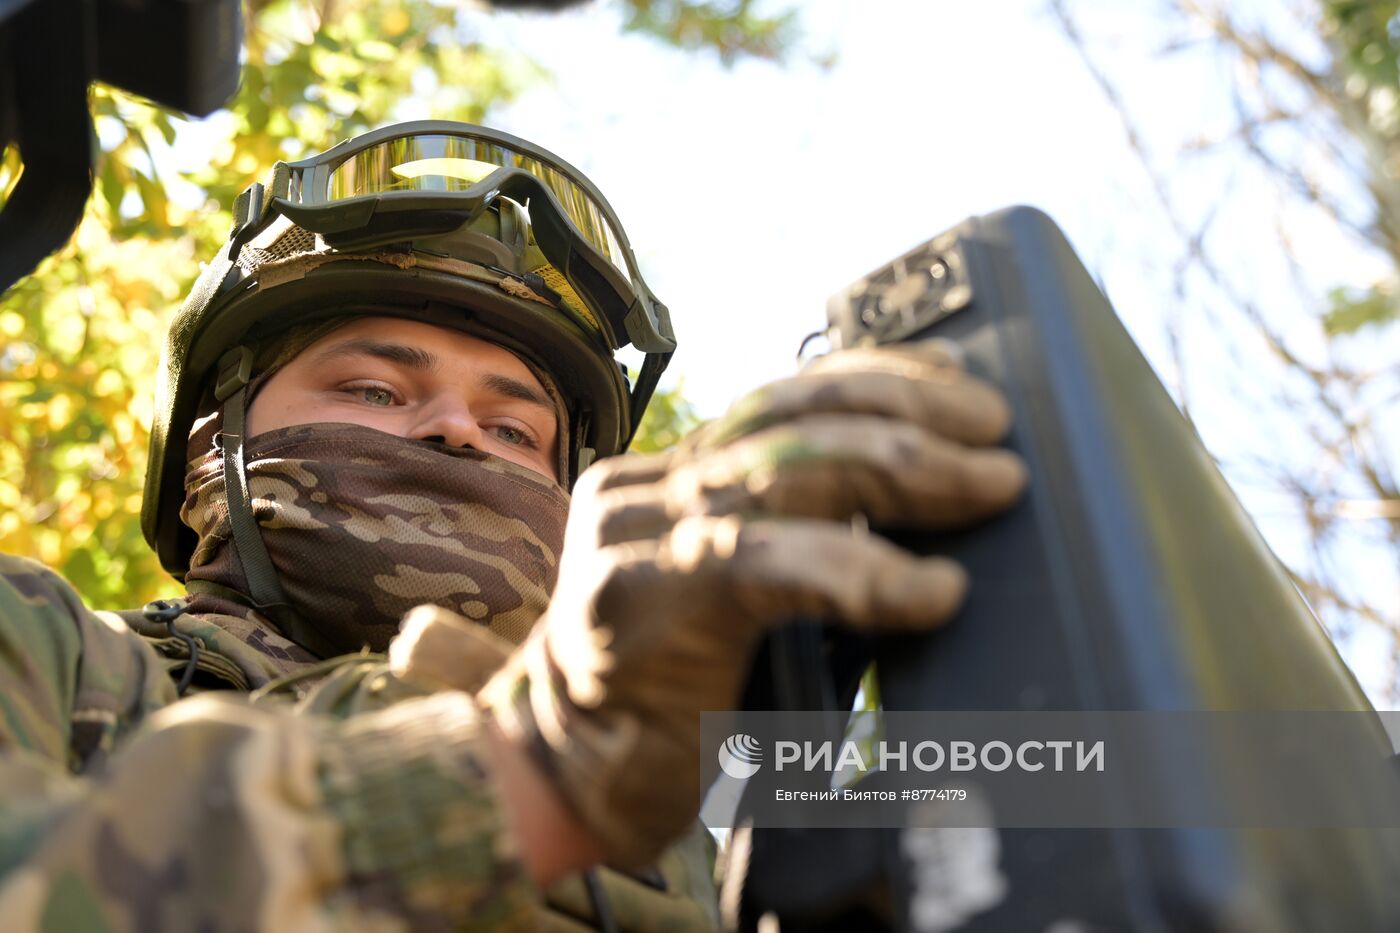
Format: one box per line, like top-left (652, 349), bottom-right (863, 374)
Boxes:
top-left (478, 341), bottom-right (1027, 868)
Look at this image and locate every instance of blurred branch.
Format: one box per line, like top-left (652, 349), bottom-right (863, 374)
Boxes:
top-left (1051, 0), bottom-right (1400, 699)
top-left (1050, 0), bottom-right (1308, 366)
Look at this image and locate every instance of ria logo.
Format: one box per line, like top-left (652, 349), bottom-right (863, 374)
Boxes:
top-left (718, 733), bottom-right (764, 779)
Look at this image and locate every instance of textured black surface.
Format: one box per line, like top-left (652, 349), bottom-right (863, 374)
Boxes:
top-left (735, 206), bottom-right (1400, 932)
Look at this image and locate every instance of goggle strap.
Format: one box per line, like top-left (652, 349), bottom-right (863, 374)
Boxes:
top-left (266, 162), bottom-right (292, 201)
top-left (175, 236), bottom-right (240, 336)
top-left (628, 351), bottom-right (673, 445)
top-left (230, 182), bottom-right (269, 255)
top-left (230, 163), bottom-right (294, 253)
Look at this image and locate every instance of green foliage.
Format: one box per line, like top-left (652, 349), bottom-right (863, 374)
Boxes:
top-left (1319, 1), bottom-right (1400, 335)
top-left (1323, 1), bottom-right (1400, 90)
top-left (630, 381), bottom-right (704, 454)
top-left (619, 0), bottom-right (799, 65)
top-left (1, 0), bottom-right (784, 610)
top-left (1323, 284), bottom-right (1399, 334)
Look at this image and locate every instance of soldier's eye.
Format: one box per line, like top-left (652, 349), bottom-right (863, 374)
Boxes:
top-left (358, 386), bottom-right (395, 406)
top-left (491, 425), bottom-right (532, 447)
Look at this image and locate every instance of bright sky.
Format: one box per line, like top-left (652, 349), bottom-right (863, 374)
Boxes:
top-left (456, 0), bottom-right (1399, 702)
top-left (466, 0), bottom-right (1172, 410)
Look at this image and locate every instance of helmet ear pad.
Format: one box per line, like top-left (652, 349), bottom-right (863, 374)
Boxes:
top-left (148, 260), bottom-right (629, 578)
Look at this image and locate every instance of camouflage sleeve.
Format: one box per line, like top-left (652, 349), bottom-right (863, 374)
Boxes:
top-left (542, 823), bottom-right (721, 931)
top-left (0, 554), bottom-right (536, 930)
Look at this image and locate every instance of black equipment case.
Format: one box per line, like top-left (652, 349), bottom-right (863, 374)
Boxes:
top-left (728, 206), bottom-right (1400, 932)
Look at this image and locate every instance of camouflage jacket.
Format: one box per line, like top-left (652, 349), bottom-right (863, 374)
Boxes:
top-left (0, 553), bottom-right (719, 932)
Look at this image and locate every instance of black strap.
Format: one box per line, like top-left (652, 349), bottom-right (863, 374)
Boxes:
top-left (627, 350), bottom-right (672, 446)
top-left (583, 870), bottom-right (619, 933)
top-left (138, 599), bottom-right (200, 695)
top-left (217, 365), bottom-right (342, 660)
top-left (220, 381), bottom-right (287, 607)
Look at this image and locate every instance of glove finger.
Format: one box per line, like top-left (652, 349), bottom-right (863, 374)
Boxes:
top-left (699, 344), bottom-right (1008, 450)
top-left (388, 604), bottom-right (513, 692)
top-left (565, 456), bottom-right (679, 549)
top-left (804, 339), bottom-right (966, 374)
top-left (578, 449), bottom-right (676, 493)
top-left (659, 515), bottom-right (970, 631)
top-left (589, 484), bottom-right (675, 546)
top-left (582, 415), bottom-right (1026, 545)
top-left (670, 414), bottom-right (1027, 529)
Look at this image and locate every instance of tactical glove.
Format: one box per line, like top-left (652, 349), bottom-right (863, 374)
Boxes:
top-left (478, 341), bottom-right (1027, 868)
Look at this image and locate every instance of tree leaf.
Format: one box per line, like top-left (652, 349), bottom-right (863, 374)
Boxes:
top-left (1323, 284), bottom-right (1399, 335)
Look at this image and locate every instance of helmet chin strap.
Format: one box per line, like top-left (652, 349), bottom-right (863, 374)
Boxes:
top-left (210, 346), bottom-right (343, 659)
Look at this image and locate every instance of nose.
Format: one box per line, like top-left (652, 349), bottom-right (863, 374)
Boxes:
top-left (408, 392), bottom-right (484, 449)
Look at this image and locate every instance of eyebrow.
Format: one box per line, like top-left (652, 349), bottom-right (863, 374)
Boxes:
top-left (481, 372), bottom-right (554, 412)
top-left (314, 337), bottom-right (554, 413)
top-left (313, 338), bottom-right (438, 371)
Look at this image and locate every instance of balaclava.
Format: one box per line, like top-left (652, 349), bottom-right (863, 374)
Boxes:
top-left (178, 319), bottom-right (572, 656)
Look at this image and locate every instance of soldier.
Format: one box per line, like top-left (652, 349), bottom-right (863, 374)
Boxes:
top-left (0, 122), bottom-right (1027, 929)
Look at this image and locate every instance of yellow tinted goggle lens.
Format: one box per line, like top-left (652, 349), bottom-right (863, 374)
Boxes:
top-left (390, 157), bottom-right (501, 184)
top-left (327, 134), bottom-right (632, 284)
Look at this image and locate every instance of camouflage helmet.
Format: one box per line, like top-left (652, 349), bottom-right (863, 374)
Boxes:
top-left (142, 121), bottom-right (675, 587)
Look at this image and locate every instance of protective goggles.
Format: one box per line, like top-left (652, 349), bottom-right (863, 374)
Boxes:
top-left (228, 121), bottom-right (675, 357)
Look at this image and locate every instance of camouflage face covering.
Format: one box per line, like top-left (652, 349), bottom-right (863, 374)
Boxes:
top-left (181, 422), bottom-right (569, 655)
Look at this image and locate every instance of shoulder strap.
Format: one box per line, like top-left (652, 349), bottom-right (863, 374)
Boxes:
top-left (212, 350), bottom-right (343, 660)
